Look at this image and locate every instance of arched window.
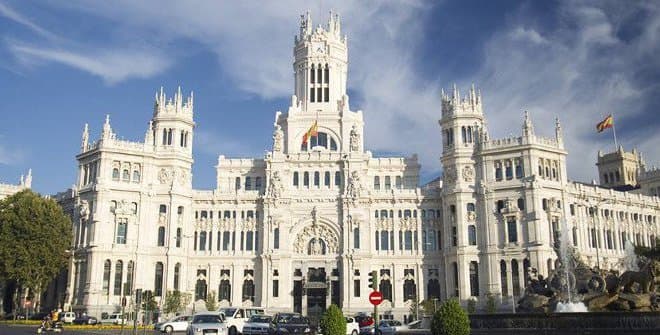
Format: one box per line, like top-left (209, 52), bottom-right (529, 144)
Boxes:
top-left (404, 231), bottom-right (413, 250)
top-left (427, 278), bottom-right (440, 299)
top-left (334, 171), bottom-right (341, 186)
top-left (116, 219), bottom-right (127, 244)
top-left (157, 227), bottom-right (165, 246)
top-left (303, 172), bottom-right (310, 187)
top-left (403, 278), bottom-right (416, 301)
top-left (317, 64), bottom-right (322, 84)
top-left (243, 279), bottom-right (255, 302)
top-left (374, 176), bottom-right (380, 190)
top-left (495, 162), bottom-right (502, 181)
top-left (154, 262), bottom-right (164, 296)
top-left (500, 260), bottom-right (508, 296)
top-left (380, 277), bottom-right (392, 301)
top-left (255, 177), bottom-right (262, 190)
top-left (114, 260), bottom-right (123, 296)
top-left (507, 217), bottom-right (518, 243)
top-left (235, 177), bottom-right (241, 190)
top-left (380, 231), bottom-right (389, 250)
top-left (245, 176), bottom-right (252, 190)
top-left (219, 278), bottom-right (231, 302)
top-left (246, 231), bottom-right (254, 251)
top-left (515, 160), bottom-right (523, 178)
top-left (293, 172), bottom-right (299, 186)
top-left (195, 278), bottom-right (208, 301)
top-left (126, 261), bottom-right (134, 294)
top-left (102, 260), bottom-right (111, 295)
top-left (324, 172), bottom-right (330, 186)
top-left (505, 161), bottom-right (513, 180)
top-left (324, 64), bottom-right (329, 84)
top-left (469, 261), bottom-right (479, 297)
top-left (461, 126), bottom-right (467, 143)
top-left (511, 260), bottom-right (520, 296)
top-left (314, 172), bottom-right (320, 187)
top-left (517, 198), bottom-right (525, 211)
top-left (274, 228), bottom-right (280, 249)
top-left (174, 263), bottom-right (181, 291)
top-left (122, 169), bottom-right (130, 182)
top-left (112, 168), bottom-right (120, 181)
top-left (467, 203), bottom-right (475, 212)
top-left (310, 65), bottom-right (315, 84)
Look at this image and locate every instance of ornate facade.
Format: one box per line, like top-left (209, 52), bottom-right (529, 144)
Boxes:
top-left (53, 13), bottom-right (659, 320)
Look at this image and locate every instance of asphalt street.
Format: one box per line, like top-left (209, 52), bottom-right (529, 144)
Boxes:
top-left (0, 324), bottom-right (180, 335)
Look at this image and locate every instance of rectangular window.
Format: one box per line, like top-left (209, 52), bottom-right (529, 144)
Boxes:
top-left (324, 87), bottom-right (329, 102)
top-left (452, 226), bottom-right (457, 246)
top-left (354, 280), bottom-right (360, 297)
top-left (273, 280), bottom-right (279, 297)
top-left (223, 231), bottom-right (230, 250)
top-left (505, 165), bottom-right (513, 180)
top-left (116, 219), bottom-right (128, 244)
top-left (246, 231), bottom-right (254, 251)
top-left (176, 228), bottom-right (182, 248)
top-left (310, 88), bottom-right (315, 102)
top-left (353, 228), bottom-right (360, 249)
top-left (507, 218), bottom-right (518, 243)
top-left (384, 176), bottom-right (391, 190)
top-left (317, 87), bottom-right (322, 102)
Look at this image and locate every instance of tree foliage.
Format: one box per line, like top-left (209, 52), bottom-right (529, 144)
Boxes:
top-left (205, 291), bottom-right (217, 311)
top-left (163, 290), bottom-right (183, 314)
top-left (0, 190), bottom-right (73, 295)
top-left (320, 304), bottom-right (346, 335)
top-left (142, 290), bottom-right (158, 311)
top-left (431, 299), bottom-right (470, 335)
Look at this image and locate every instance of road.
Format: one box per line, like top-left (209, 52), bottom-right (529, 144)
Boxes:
top-left (0, 324), bottom-right (180, 335)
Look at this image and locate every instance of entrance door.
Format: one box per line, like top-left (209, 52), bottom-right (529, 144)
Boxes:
top-left (306, 268), bottom-right (327, 326)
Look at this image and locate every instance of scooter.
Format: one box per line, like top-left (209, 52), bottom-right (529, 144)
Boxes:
top-left (36, 320), bottom-right (63, 333)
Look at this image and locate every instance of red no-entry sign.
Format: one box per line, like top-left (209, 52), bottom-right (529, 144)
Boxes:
top-left (369, 291), bottom-right (383, 306)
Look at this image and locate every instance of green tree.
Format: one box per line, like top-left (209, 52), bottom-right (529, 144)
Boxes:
top-left (163, 290), bottom-right (183, 314)
top-left (205, 291), bottom-right (217, 311)
top-left (431, 299), bottom-right (470, 335)
top-left (320, 304), bottom-right (346, 335)
top-left (0, 190), bottom-right (73, 312)
top-left (141, 290), bottom-right (158, 311)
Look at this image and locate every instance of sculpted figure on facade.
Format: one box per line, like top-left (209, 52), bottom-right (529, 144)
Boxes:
top-left (350, 125), bottom-right (360, 152)
top-left (443, 167), bottom-right (456, 184)
top-left (462, 165), bottom-right (474, 182)
top-left (272, 125), bottom-right (284, 153)
top-left (78, 200), bottom-right (90, 221)
top-left (267, 171), bottom-right (283, 199)
top-left (346, 171), bottom-right (362, 199)
top-left (158, 168), bottom-right (173, 184)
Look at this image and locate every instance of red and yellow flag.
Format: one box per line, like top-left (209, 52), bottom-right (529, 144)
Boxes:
top-left (302, 121), bottom-right (318, 145)
top-left (596, 114), bottom-right (614, 133)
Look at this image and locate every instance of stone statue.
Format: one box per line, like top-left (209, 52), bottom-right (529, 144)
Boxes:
top-left (346, 171), bottom-right (362, 199)
top-left (310, 238), bottom-right (323, 255)
top-left (618, 260), bottom-right (660, 294)
top-left (78, 200), bottom-right (90, 221)
top-left (272, 125), bottom-right (284, 153)
top-left (267, 171), bottom-right (283, 198)
top-left (350, 125), bottom-right (360, 152)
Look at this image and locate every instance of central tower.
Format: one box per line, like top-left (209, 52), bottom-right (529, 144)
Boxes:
top-left (294, 11), bottom-right (348, 114)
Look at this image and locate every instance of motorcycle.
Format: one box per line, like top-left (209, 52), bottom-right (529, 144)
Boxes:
top-left (36, 320), bottom-right (63, 333)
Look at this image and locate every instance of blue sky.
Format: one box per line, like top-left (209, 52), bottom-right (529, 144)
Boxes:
top-left (1, 0), bottom-right (659, 195)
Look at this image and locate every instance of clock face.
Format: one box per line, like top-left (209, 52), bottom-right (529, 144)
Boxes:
top-left (313, 42), bottom-right (325, 54)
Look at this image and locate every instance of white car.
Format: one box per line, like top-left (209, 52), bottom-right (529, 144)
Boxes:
top-left (218, 307), bottom-right (265, 335)
top-left (187, 313), bottom-right (227, 335)
top-left (359, 320), bottom-right (398, 335)
top-left (345, 317), bottom-right (359, 335)
top-left (61, 312), bottom-right (76, 324)
top-left (242, 314), bottom-right (273, 335)
top-left (160, 315), bottom-right (192, 333)
top-left (100, 313), bottom-right (127, 325)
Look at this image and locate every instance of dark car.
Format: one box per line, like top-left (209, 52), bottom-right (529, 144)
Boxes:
top-left (354, 314), bottom-right (373, 328)
top-left (73, 315), bottom-right (98, 325)
top-left (269, 314), bottom-right (313, 335)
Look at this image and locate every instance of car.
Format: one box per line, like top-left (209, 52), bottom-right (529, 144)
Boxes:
top-left (359, 320), bottom-right (397, 335)
top-left (100, 313), bottom-right (127, 325)
top-left (269, 314), bottom-right (314, 335)
top-left (242, 314), bottom-right (273, 335)
top-left (159, 315), bottom-right (192, 333)
top-left (186, 312), bottom-right (227, 335)
top-left (218, 307), bottom-right (265, 335)
top-left (61, 312), bottom-right (76, 324)
top-left (72, 315), bottom-right (98, 325)
top-left (354, 314), bottom-right (373, 328)
top-left (345, 317), bottom-right (359, 335)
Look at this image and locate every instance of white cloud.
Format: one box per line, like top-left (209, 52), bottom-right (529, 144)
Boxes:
top-left (510, 27), bottom-right (547, 44)
top-left (0, 2), bottom-right (57, 40)
top-left (8, 42), bottom-right (172, 84)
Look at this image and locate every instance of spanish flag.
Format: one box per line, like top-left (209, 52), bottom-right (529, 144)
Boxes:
top-left (596, 115), bottom-right (614, 133)
top-left (302, 121), bottom-right (318, 145)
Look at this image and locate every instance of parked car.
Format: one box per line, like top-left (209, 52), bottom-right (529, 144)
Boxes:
top-left (186, 312), bottom-right (226, 335)
top-left (345, 317), bottom-right (359, 335)
top-left (269, 314), bottom-right (314, 335)
top-left (61, 312), bottom-right (76, 324)
top-left (218, 307), bottom-right (265, 335)
top-left (100, 313), bottom-right (127, 325)
top-left (242, 314), bottom-right (273, 335)
top-left (72, 315), bottom-right (98, 325)
top-left (359, 320), bottom-right (398, 335)
top-left (159, 315), bottom-right (192, 333)
top-left (354, 314), bottom-right (373, 328)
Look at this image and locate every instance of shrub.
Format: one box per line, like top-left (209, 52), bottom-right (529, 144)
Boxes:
top-left (320, 304), bottom-right (346, 335)
top-left (467, 298), bottom-right (476, 314)
top-left (431, 299), bottom-right (470, 335)
top-left (485, 294), bottom-right (497, 314)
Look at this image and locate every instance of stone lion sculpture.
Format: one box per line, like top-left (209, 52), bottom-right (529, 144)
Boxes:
top-left (618, 260), bottom-right (660, 294)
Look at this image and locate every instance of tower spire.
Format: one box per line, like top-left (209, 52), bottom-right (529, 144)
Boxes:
top-left (522, 111), bottom-right (534, 137)
top-left (81, 123), bottom-right (89, 152)
top-left (102, 115), bottom-right (113, 140)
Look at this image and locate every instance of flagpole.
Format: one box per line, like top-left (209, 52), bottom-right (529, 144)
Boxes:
top-left (611, 113), bottom-right (619, 150)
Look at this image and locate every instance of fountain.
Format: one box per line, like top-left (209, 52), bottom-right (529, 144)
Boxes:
top-left (517, 217), bottom-right (659, 313)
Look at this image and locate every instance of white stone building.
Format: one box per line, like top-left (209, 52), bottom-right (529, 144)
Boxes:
top-left (53, 13), bottom-right (659, 321)
top-left (0, 169), bottom-right (32, 200)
